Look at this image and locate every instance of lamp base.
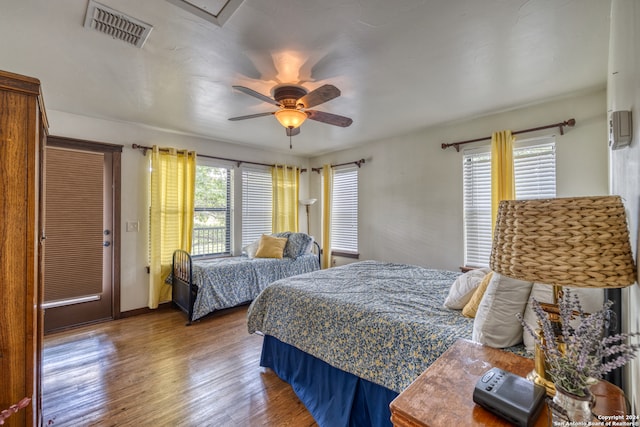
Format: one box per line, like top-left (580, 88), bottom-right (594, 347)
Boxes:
top-left (530, 311), bottom-right (564, 398)
top-left (530, 327), bottom-right (565, 397)
top-left (526, 368), bottom-right (556, 397)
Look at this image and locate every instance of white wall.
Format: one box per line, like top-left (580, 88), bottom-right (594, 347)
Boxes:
top-left (311, 89), bottom-right (609, 271)
top-left (47, 86), bottom-right (610, 338)
top-left (47, 66), bottom-right (628, 405)
top-left (48, 111), bottom-right (311, 312)
top-left (608, 0), bottom-right (640, 413)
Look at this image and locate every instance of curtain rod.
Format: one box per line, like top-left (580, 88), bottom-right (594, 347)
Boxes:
top-left (441, 118), bottom-right (576, 152)
top-left (311, 158), bottom-right (366, 174)
top-left (131, 144), bottom-right (307, 172)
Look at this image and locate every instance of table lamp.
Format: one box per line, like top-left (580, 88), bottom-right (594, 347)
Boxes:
top-left (489, 195), bottom-right (637, 394)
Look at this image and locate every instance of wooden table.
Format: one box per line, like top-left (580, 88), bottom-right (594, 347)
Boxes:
top-left (389, 339), bottom-right (628, 427)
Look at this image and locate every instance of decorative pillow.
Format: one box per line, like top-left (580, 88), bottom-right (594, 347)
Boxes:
top-left (462, 271), bottom-right (494, 317)
top-left (242, 238), bottom-right (260, 258)
top-left (284, 232), bottom-right (314, 259)
top-left (444, 268), bottom-right (491, 309)
top-left (255, 234), bottom-right (288, 259)
top-left (471, 273), bottom-right (533, 348)
top-left (521, 284), bottom-right (604, 353)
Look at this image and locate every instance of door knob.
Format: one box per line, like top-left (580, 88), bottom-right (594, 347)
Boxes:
top-left (103, 241), bottom-right (111, 247)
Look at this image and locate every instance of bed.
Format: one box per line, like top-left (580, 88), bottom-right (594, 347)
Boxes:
top-left (246, 257), bottom-right (594, 426)
top-left (172, 233), bottom-right (320, 324)
top-left (247, 260), bottom-right (477, 427)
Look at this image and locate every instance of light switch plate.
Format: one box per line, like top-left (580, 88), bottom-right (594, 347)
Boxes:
top-left (126, 221), bottom-right (139, 232)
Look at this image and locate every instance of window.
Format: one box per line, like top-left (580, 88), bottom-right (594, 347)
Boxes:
top-left (241, 166), bottom-right (272, 247)
top-left (463, 138), bottom-right (556, 267)
top-left (192, 163), bottom-right (232, 257)
top-left (331, 165), bottom-right (359, 255)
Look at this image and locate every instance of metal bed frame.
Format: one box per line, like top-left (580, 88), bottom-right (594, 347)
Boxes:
top-left (172, 242), bottom-right (321, 325)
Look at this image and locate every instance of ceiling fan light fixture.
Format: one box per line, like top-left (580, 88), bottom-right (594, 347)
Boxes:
top-left (275, 109), bottom-right (307, 129)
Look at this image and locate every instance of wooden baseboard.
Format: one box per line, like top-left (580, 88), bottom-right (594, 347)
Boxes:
top-left (120, 302), bottom-right (173, 319)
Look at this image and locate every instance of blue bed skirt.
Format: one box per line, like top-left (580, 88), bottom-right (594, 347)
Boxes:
top-left (260, 335), bottom-right (398, 427)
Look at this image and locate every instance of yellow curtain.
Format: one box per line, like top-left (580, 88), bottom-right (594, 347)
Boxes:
top-left (149, 146), bottom-right (196, 309)
top-left (272, 164), bottom-right (299, 233)
top-left (491, 130), bottom-right (515, 232)
top-left (321, 165), bottom-right (332, 269)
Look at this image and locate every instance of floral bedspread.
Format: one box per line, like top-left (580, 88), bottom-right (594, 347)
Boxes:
top-left (247, 260), bottom-right (474, 393)
top-left (191, 254), bottom-right (319, 321)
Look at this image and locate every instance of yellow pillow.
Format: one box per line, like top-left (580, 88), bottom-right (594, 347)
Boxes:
top-left (462, 271), bottom-right (493, 318)
top-left (255, 234), bottom-right (288, 259)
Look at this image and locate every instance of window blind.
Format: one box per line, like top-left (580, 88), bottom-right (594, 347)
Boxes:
top-left (463, 150), bottom-right (492, 268)
top-left (331, 165), bottom-right (358, 254)
top-left (242, 166), bottom-right (272, 247)
top-left (44, 147), bottom-right (104, 302)
top-left (514, 143), bottom-right (557, 199)
top-left (463, 139), bottom-right (556, 267)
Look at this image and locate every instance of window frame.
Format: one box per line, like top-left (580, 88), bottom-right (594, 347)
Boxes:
top-left (330, 165), bottom-right (359, 258)
top-left (191, 160), bottom-right (233, 258)
top-left (240, 165), bottom-right (273, 248)
top-left (462, 137), bottom-right (556, 267)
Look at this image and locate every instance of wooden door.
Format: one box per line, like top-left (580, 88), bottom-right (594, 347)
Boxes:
top-left (43, 137), bottom-right (121, 333)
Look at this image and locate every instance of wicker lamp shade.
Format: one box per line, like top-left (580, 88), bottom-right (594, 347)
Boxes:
top-left (490, 196), bottom-right (636, 289)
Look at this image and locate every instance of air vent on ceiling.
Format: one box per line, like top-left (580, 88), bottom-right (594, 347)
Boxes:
top-left (84, 0), bottom-right (153, 48)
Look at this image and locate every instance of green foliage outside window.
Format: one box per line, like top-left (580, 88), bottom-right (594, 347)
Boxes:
top-left (193, 165), bottom-right (231, 256)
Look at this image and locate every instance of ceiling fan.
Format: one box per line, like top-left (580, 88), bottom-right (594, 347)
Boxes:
top-left (229, 83), bottom-right (353, 147)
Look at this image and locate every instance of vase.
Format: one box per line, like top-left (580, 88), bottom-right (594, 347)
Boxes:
top-left (550, 386), bottom-right (595, 423)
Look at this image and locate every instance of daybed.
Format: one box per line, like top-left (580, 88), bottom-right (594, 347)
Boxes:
top-left (172, 232), bottom-right (320, 324)
top-left (247, 261), bottom-right (536, 427)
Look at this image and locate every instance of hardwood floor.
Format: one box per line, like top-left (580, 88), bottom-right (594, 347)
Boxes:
top-left (42, 306), bottom-right (318, 427)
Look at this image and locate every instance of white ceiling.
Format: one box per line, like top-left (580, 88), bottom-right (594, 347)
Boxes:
top-left (0, 0), bottom-right (611, 156)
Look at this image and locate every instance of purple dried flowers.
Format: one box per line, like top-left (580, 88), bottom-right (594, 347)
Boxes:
top-left (518, 289), bottom-right (640, 397)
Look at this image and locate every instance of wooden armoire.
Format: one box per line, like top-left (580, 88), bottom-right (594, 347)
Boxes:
top-left (0, 70), bottom-right (47, 426)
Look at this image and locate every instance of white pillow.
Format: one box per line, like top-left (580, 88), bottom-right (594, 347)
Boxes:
top-left (521, 284), bottom-right (604, 353)
top-left (242, 238), bottom-right (260, 258)
top-left (472, 273), bottom-right (533, 348)
top-left (572, 287), bottom-right (605, 313)
top-left (444, 268), bottom-right (491, 309)
top-left (521, 283), bottom-right (554, 353)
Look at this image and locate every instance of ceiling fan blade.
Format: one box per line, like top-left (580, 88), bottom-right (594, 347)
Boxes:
top-left (286, 127), bottom-right (301, 137)
top-left (306, 110), bottom-right (353, 127)
top-left (232, 85), bottom-right (281, 107)
top-left (297, 84), bottom-right (341, 108)
top-left (228, 112), bottom-right (275, 121)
